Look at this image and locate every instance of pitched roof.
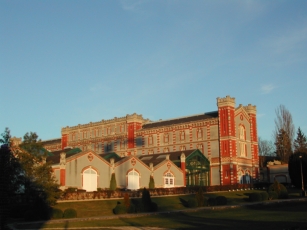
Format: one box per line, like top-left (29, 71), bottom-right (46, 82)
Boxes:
top-left (41, 138), bottom-right (61, 145)
top-left (47, 147), bottom-right (77, 164)
top-left (138, 149), bottom-right (196, 167)
top-left (141, 111), bottom-right (218, 129)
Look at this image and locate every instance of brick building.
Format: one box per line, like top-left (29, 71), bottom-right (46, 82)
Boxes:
top-left (43, 95), bottom-right (259, 191)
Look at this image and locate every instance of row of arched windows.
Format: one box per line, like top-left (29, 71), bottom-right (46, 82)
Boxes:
top-left (82, 168), bottom-right (175, 191)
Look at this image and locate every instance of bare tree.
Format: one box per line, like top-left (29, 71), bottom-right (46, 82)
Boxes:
top-left (258, 137), bottom-right (275, 167)
top-left (273, 105), bottom-right (295, 163)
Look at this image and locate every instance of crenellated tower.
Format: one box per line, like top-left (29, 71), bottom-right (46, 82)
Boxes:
top-left (217, 95), bottom-right (236, 185)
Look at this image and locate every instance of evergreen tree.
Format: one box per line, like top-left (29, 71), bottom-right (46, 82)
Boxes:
top-left (293, 127), bottom-right (307, 153)
top-left (275, 129), bottom-right (292, 163)
top-left (110, 173), bottom-right (117, 191)
top-left (149, 176), bottom-right (155, 189)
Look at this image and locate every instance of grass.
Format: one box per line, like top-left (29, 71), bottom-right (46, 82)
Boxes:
top-left (11, 187), bottom-right (306, 229)
top-left (15, 201), bottom-right (307, 229)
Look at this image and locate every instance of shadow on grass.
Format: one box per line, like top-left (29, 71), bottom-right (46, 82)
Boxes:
top-left (156, 204), bottom-right (307, 230)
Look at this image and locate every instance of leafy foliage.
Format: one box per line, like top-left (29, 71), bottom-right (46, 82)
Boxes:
top-left (51, 208), bottom-right (63, 219)
top-left (275, 129), bottom-right (292, 163)
top-left (215, 196), bottom-right (227, 205)
top-left (63, 208), bottom-right (77, 218)
top-left (268, 180), bottom-right (288, 199)
top-left (248, 193), bottom-right (263, 202)
top-left (293, 127), bottom-right (307, 153)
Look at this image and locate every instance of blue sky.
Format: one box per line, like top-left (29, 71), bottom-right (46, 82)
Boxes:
top-left (1, 0), bottom-right (306, 142)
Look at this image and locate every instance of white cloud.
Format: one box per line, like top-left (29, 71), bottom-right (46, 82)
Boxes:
top-left (120, 0), bottom-right (147, 11)
top-left (260, 84), bottom-right (277, 94)
top-left (257, 113), bottom-right (265, 118)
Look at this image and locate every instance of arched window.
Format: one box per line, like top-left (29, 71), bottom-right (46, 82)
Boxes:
top-left (127, 170), bottom-right (139, 190)
top-left (164, 147), bottom-right (169, 153)
top-left (164, 172), bottom-right (174, 188)
top-left (180, 145), bottom-right (186, 151)
top-left (82, 168), bottom-right (97, 192)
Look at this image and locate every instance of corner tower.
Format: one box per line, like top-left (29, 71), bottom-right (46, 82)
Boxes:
top-left (217, 95), bottom-right (236, 185)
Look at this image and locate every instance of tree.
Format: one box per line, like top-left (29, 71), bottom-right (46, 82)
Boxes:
top-left (293, 127), bottom-right (307, 154)
top-left (109, 173), bottom-right (117, 191)
top-left (275, 129), bottom-right (292, 163)
top-left (288, 152), bottom-right (307, 190)
top-left (0, 128), bottom-right (24, 228)
top-left (258, 137), bottom-right (275, 167)
top-left (273, 105), bottom-right (295, 163)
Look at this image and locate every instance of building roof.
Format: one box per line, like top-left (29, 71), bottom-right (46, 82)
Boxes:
top-left (141, 111), bottom-right (218, 129)
top-left (47, 147), bottom-right (78, 165)
top-left (41, 138), bottom-right (61, 145)
top-left (138, 149), bottom-right (196, 167)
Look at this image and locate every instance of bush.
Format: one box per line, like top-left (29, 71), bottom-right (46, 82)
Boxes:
top-left (51, 208), bottom-right (63, 219)
top-left (113, 203), bottom-right (127, 214)
top-left (9, 204), bottom-right (28, 218)
top-left (279, 190), bottom-right (289, 199)
top-left (110, 173), bottom-right (117, 191)
top-left (187, 198), bottom-right (198, 208)
top-left (195, 187), bottom-right (205, 207)
top-left (207, 197), bottom-right (217, 206)
top-left (268, 191), bottom-right (278, 200)
top-left (149, 176), bottom-right (155, 189)
top-left (268, 180), bottom-right (288, 199)
top-left (215, 196), bottom-right (227, 205)
top-left (63, 208), bottom-right (77, 218)
top-left (248, 193), bottom-right (262, 202)
top-left (260, 192), bottom-right (269, 201)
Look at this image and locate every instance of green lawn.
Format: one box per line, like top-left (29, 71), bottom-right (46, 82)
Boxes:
top-left (15, 201), bottom-right (307, 230)
top-left (11, 188), bottom-right (306, 229)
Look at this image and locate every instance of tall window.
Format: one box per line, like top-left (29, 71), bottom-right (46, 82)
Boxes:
top-left (148, 135), bottom-right (153, 145)
top-left (197, 128), bottom-right (202, 139)
top-left (180, 131), bottom-right (185, 140)
top-left (164, 133), bottom-right (169, 143)
top-left (180, 145), bottom-right (186, 151)
top-left (163, 147), bottom-right (169, 153)
top-left (164, 172), bottom-right (174, 188)
top-left (239, 125), bottom-right (247, 157)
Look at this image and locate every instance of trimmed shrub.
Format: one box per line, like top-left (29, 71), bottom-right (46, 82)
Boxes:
top-left (110, 173), bottom-right (117, 191)
top-left (151, 202), bottom-right (158, 212)
top-left (149, 176), bottom-right (155, 189)
top-left (195, 187), bottom-right (205, 207)
top-left (187, 198), bottom-right (198, 208)
top-left (215, 196), bottom-right (227, 205)
top-left (142, 188), bottom-right (151, 212)
top-left (268, 180), bottom-right (288, 199)
top-left (207, 197), bottom-right (217, 206)
top-left (268, 191), bottom-right (278, 200)
top-left (279, 190), bottom-right (289, 199)
top-left (248, 193), bottom-right (262, 202)
top-left (63, 208), bottom-right (77, 218)
top-left (113, 203), bottom-right (127, 214)
top-left (51, 208), bottom-right (63, 219)
top-left (260, 191), bottom-right (269, 201)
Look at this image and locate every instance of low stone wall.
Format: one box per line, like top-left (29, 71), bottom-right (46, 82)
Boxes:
top-left (59, 183), bottom-right (256, 201)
